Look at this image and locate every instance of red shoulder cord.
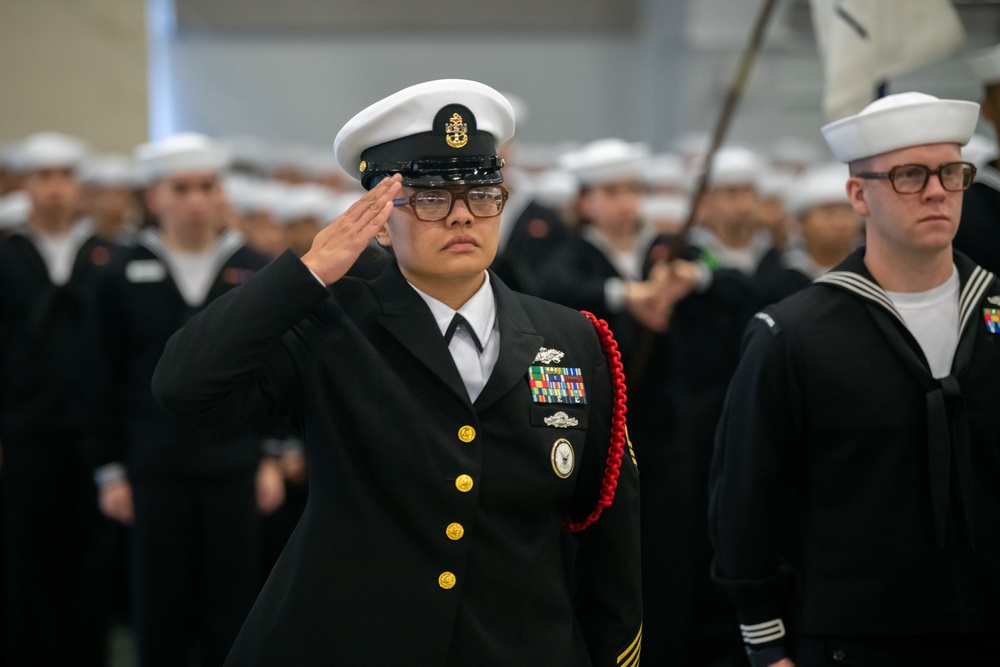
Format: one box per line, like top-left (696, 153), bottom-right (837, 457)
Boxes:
top-left (563, 310), bottom-right (628, 532)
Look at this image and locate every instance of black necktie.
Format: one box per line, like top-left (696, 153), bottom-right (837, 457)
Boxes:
top-left (444, 313), bottom-right (483, 353)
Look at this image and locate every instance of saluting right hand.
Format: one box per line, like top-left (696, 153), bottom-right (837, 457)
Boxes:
top-left (301, 174), bottom-right (402, 285)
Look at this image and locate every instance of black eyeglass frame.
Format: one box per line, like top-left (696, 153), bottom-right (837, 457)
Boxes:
top-left (854, 161), bottom-right (977, 194)
top-left (392, 185), bottom-right (509, 221)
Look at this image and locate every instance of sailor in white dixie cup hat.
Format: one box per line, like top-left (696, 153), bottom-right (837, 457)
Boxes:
top-left (87, 131), bottom-right (281, 667)
top-left (955, 43), bottom-right (1000, 275)
top-left (710, 91), bottom-right (1000, 667)
top-left (0, 130), bottom-right (122, 666)
top-left (152, 79), bottom-right (642, 666)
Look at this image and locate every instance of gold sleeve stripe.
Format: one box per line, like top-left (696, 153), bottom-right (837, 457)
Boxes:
top-left (626, 428), bottom-right (638, 470)
top-left (617, 624), bottom-right (642, 666)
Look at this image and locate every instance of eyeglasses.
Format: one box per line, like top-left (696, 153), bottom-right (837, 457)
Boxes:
top-left (854, 161), bottom-right (976, 194)
top-left (392, 185), bottom-right (508, 221)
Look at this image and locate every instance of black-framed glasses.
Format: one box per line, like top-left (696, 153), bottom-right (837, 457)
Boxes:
top-left (855, 161), bottom-right (976, 194)
top-left (392, 185), bottom-right (508, 221)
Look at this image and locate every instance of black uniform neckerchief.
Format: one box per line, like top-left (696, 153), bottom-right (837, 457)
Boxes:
top-left (815, 248), bottom-right (995, 550)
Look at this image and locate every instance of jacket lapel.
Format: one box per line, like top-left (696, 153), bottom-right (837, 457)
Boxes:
top-left (474, 274), bottom-right (544, 411)
top-left (373, 263), bottom-right (470, 404)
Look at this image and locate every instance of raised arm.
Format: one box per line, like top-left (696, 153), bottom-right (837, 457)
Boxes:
top-left (152, 176), bottom-right (402, 429)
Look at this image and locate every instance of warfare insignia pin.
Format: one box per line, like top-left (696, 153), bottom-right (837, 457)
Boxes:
top-left (533, 347), bottom-right (565, 364)
top-left (445, 113), bottom-right (468, 149)
top-left (529, 366), bottom-right (587, 404)
top-left (985, 308), bottom-right (1000, 334)
top-left (989, 295), bottom-right (1000, 306)
top-left (551, 438), bottom-right (575, 478)
top-left (543, 411), bottom-right (579, 429)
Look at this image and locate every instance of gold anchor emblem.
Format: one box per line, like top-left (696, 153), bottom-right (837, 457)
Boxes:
top-left (445, 112), bottom-right (468, 149)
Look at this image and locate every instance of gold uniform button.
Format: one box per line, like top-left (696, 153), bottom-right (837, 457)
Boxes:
top-left (457, 425), bottom-right (476, 443)
top-left (446, 522), bottom-right (465, 540)
top-left (438, 571), bottom-right (456, 589)
top-left (455, 475), bottom-right (474, 493)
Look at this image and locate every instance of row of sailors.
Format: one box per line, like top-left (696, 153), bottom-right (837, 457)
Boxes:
top-left (2, 79), bottom-right (999, 663)
top-left (0, 126), bottom-right (854, 667)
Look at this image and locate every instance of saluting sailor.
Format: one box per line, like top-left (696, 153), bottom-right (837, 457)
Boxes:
top-left (152, 79), bottom-right (642, 666)
top-left (710, 92), bottom-right (1000, 667)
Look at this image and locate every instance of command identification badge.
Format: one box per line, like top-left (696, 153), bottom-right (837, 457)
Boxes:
top-left (985, 308), bottom-right (1000, 334)
top-left (551, 438), bottom-right (575, 478)
top-left (529, 366), bottom-right (587, 404)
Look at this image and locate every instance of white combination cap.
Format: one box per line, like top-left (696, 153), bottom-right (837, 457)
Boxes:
top-left (135, 133), bottom-right (230, 182)
top-left (708, 146), bottom-right (761, 189)
top-left (334, 79), bottom-right (515, 190)
top-left (968, 43), bottom-right (1000, 87)
top-left (785, 163), bottom-right (851, 216)
top-left (559, 138), bottom-right (650, 187)
top-left (820, 92), bottom-right (979, 163)
top-left (12, 132), bottom-right (90, 173)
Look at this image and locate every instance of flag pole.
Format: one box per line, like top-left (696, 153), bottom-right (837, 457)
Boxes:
top-left (627, 0), bottom-right (781, 386)
top-left (669, 0), bottom-right (782, 258)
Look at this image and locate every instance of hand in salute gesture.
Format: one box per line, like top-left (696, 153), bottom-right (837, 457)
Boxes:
top-left (301, 174), bottom-right (402, 285)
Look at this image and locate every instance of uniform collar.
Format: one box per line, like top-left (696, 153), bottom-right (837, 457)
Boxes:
top-left (408, 271), bottom-right (497, 348)
top-left (815, 246), bottom-right (994, 335)
top-left (974, 160), bottom-right (1000, 192)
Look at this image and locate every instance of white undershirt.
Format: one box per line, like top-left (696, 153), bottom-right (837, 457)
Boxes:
top-left (162, 247), bottom-right (218, 307)
top-left (32, 220), bottom-right (92, 286)
top-left (885, 267), bottom-right (960, 379)
top-left (411, 272), bottom-right (500, 402)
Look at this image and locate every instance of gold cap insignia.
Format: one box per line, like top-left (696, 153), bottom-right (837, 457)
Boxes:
top-left (359, 160), bottom-right (367, 172)
top-left (445, 112), bottom-right (469, 149)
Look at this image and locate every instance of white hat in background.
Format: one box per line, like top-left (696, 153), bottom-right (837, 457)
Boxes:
top-left (12, 132), bottom-right (90, 173)
top-left (530, 168), bottom-right (578, 209)
top-left (500, 91), bottom-right (529, 127)
top-left (968, 43), bottom-right (1000, 87)
top-left (224, 175), bottom-right (286, 215)
top-left (962, 133), bottom-right (999, 169)
top-left (820, 92), bottom-right (979, 163)
top-left (785, 163), bottom-right (851, 216)
top-left (708, 146), bottom-right (761, 189)
top-left (79, 154), bottom-right (142, 188)
top-left (769, 137), bottom-right (822, 171)
top-left (641, 194), bottom-right (690, 224)
top-left (300, 148), bottom-right (351, 180)
top-left (135, 133), bottom-right (230, 182)
top-left (0, 191), bottom-right (30, 229)
top-left (217, 135), bottom-right (273, 174)
top-left (334, 79), bottom-right (515, 190)
top-left (757, 168), bottom-right (794, 199)
top-left (272, 183), bottom-right (338, 223)
top-left (559, 138), bottom-right (650, 187)
top-left (644, 153), bottom-right (692, 192)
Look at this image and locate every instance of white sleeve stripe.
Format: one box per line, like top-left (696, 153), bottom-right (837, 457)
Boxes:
top-left (739, 618), bottom-right (786, 644)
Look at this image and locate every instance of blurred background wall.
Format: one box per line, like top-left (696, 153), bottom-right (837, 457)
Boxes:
top-left (0, 0), bottom-right (148, 152)
top-left (2, 0), bottom-right (999, 157)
